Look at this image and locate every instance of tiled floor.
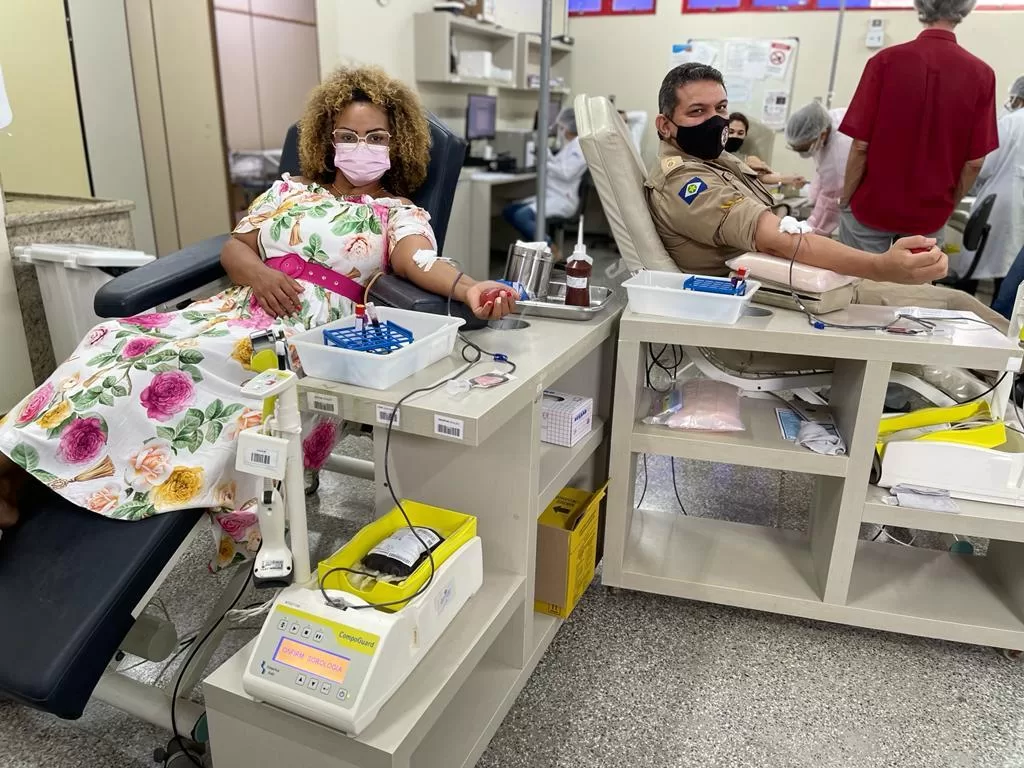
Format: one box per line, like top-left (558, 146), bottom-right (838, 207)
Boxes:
top-left (3, 449), bottom-right (1023, 768)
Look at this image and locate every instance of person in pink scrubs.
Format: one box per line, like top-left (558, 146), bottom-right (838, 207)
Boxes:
top-left (785, 101), bottom-right (853, 237)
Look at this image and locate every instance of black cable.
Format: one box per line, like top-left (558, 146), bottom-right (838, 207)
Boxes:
top-left (636, 454), bottom-right (648, 508)
top-left (670, 457), bottom-right (688, 516)
top-left (170, 553), bottom-right (257, 767)
top-left (954, 371), bottom-right (1008, 405)
top-left (871, 527), bottom-right (884, 542)
top-left (319, 338), bottom-right (516, 611)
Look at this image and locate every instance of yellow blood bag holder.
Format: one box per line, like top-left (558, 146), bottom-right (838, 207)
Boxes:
top-left (318, 502), bottom-right (477, 611)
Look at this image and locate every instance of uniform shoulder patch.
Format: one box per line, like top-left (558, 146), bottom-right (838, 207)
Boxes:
top-left (678, 177), bottom-right (708, 206)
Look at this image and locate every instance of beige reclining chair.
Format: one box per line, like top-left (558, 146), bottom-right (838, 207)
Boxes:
top-left (573, 93), bottom-right (988, 406)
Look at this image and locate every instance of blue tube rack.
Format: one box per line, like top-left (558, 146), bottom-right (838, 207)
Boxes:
top-left (682, 275), bottom-right (746, 296)
top-left (323, 320), bottom-right (414, 355)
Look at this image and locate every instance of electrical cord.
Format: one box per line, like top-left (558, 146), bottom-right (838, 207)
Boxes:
top-left (317, 338), bottom-right (516, 612)
top-left (670, 457), bottom-right (688, 516)
top-left (170, 552), bottom-right (258, 768)
top-left (636, 454), bottom-right (648, 508)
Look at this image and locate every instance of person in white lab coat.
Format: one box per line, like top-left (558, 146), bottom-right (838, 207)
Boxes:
top-left (959, 76), bottom-right (1024, 289)
top-left (784, 101), bottom-right (853, 237)
top-left (502, 107), bottom-right (588, 258)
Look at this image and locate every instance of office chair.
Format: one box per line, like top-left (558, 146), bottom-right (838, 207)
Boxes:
top-left (939, 193), bottom-right (997, 296)
top-left (94, 112), bottom-right (467, 317)
top-left (548, 170), bottom-right (593, 256)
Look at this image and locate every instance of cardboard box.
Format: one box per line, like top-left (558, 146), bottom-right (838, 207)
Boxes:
top-left (535, 483), bottom-right (608, 619)
top-left (541, 390), bottom-right (593, 447)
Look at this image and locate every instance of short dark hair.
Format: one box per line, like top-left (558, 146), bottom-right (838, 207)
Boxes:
top-left (658, 63), bottom-right (725, 117)
top-left (729, 112), bottom-right (749, 131)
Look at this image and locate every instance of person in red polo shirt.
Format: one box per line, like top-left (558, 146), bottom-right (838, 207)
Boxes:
top-left (838, 0), bottom-right (998, 253)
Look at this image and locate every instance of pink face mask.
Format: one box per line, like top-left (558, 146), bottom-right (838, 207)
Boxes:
top-left (334, 143), bottom-right (391, 187)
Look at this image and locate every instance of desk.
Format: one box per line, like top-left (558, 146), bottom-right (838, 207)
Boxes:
top-left (466, 171), bottom-right (536, 280)
top-left (603, 305), bottom-right (1024, 650)
top-left (203, 298), bottom-right (624, 768)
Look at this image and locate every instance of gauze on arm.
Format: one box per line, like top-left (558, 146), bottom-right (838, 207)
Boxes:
top-left (778, 216), bottom-right (814, 235)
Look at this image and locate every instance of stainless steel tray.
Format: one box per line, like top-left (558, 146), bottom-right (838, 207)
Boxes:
top-left (513, 282), bottom-right (614, 321)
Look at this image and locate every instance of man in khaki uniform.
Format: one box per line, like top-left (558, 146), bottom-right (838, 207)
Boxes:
top-left (645, 62), bottom-right (1005, 328)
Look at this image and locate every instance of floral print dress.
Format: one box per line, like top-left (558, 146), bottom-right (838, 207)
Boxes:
top-left (0, 176), bottom-right (435, 525)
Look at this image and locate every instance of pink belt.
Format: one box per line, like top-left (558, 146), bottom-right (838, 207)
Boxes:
top-left (265, 254), bottom-right (364, 304)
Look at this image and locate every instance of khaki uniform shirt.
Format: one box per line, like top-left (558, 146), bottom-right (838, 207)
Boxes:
top-left (646, 141), bottom-right (775, 276)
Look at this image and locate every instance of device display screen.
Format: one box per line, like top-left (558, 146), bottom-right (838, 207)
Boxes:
top-left (273, 638), bottom-right (350, 683)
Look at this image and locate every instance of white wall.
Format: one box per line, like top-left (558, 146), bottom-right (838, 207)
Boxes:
top-left (67, 0), bottom-right (156, 254)
top-left (0, 0), bottom-right (91, 197)
top-left (563, 3), bottom-right (1024, 175)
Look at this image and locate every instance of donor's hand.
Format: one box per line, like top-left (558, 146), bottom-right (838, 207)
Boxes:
top-left (880, 236), bottom-right (947, 285)
top-left (251, 266), bottom-right (304, 317)
top-left (467, 281), bottom-right (518, 320)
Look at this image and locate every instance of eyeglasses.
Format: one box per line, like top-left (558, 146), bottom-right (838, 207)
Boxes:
top-left (332, 129), bottom-right (392, 148)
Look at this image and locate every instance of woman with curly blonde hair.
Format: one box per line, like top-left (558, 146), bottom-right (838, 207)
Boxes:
top-left (0, 66), bottom-right (514, 529)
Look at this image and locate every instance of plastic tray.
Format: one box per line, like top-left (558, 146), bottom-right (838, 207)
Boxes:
top-left (622, 270), bottom-right (761, 324)
top-left (317, 501), bottom-right (477, 611)
top-left (290, 306), bottom-right (464, 390)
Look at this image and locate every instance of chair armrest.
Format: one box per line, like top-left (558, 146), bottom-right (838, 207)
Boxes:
top-left (93, 234), bottom-right (230, 317)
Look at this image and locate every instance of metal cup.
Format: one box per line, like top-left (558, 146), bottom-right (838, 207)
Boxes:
top-left (503, 243), bottom-right (553, 300)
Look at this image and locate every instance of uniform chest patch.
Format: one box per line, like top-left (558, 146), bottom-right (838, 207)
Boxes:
top-left (679, 177), bottom-right (708, 206)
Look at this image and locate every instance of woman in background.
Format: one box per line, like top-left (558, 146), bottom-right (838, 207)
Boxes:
top-left (0, 65), bottom-right (515, 530)
top-left (784, 101), bottom-right (852, 237)
top-left (727, 112), bottom-right (806, 189)
top-left (502, 107), bottom-right (588, 259)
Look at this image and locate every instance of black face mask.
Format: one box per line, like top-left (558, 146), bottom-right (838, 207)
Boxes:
top-left (667, 114), bottom-right (730, 160)
top-left (724, 136), bottom-right (744, 154)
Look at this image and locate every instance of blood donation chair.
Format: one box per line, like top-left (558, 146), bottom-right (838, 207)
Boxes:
top-left (573, 93), bottom-right (996, 407)
top-left (0, 113), bottom-right (467, 730)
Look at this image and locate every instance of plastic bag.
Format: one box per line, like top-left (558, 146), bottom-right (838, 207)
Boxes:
top-left (666, 379), bottom-right (745, 432)
top-left (302, 413), bottom-right (342, 470)
top-left (361, 526), bottom-right (444, 578)
top-left (643, 387), bottom-right (684, 425)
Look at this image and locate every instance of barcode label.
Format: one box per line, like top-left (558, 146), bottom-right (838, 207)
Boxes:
top-left (249, 450), bottom-right (273, 466)
top-left (307, 392), bottom-right (339, 415)
top-left (376, 404), bottom-right (400, 427)
top-left (434, 415), bottom-right (464, 441)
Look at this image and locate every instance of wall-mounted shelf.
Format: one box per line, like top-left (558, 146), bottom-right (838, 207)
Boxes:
top-left (414, 13), bottom-right (517, 90)
top-left (414, 13), bottom-right (573, 98)
top-left (515, 33), bottom-right (573, 92)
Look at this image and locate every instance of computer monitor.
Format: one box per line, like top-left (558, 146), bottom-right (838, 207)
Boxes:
top-left (532, 97), bottom-right (563, 137)
top-left (466, 94), bottom-right (497, 141)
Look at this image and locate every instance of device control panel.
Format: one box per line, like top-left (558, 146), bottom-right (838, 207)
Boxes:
top-left (247, 605), bottom-right (378, 709)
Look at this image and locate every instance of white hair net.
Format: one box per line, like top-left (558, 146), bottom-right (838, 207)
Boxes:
top-left (556, 107), bottom-right (577, 135)
top-left (913, 0), bottom-right (976, 25)
top-left (1011, 76), bottom-right (1024, 101)
top-left (785, 101), bottom-right (831, 148)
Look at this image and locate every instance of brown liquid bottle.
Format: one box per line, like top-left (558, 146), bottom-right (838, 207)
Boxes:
top-left (564, 232), bottom-right (593, 307)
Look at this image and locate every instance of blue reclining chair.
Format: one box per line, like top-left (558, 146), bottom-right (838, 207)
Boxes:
top-left (0, 113), bottom-right (466, 724)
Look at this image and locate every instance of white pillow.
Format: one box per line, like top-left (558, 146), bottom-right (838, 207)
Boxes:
top-left (726, 252), bottom-right (859, 294)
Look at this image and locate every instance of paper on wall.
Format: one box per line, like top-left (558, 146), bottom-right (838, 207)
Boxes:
top-left (724, 77), bottom-right (752, 104)
top-left (669, 42), bottom-right (717, 69)
top-left (761, 90), bottom-right (790, 130)
top-left (670, 43), bottom-right (695, 68)
top-left (724, 39), bottom-right (770, 80)
top-left (0, 65), bottom-right (11, 131)
top-left (764, 40), bottom-right (794, 79)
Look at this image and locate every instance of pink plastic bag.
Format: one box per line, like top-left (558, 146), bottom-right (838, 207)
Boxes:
top-left (666, 380), bottom-right (745, 432)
